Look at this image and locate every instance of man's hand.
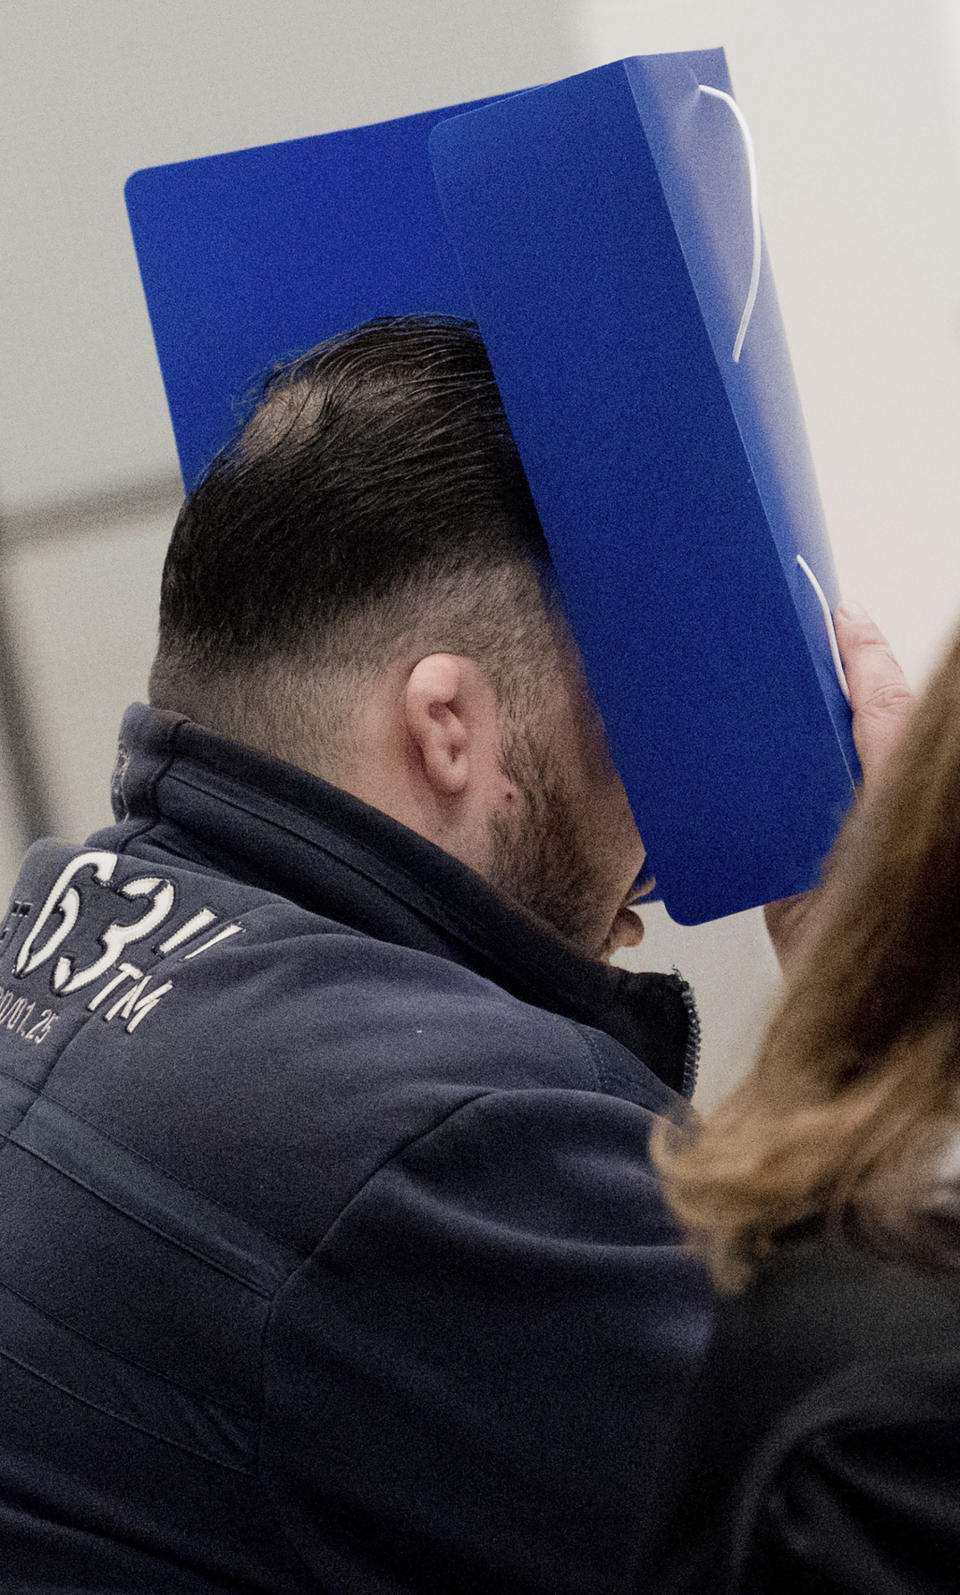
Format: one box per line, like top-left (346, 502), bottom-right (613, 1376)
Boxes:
top-left (763, 602), bottom-right (914, 969)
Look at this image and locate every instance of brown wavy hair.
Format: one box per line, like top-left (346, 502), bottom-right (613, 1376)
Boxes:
top-left (653, 621), bottom-right (960, 1291)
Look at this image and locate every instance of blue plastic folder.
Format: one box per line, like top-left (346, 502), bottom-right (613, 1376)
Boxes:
top-left (126, 50), bottom-right (859, 925)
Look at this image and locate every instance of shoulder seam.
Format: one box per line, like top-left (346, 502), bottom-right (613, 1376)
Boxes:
top-left (563, 1017), bottom-right (673, 1110)
top-left (311, 1089), bottom-right (494, 1258)
top-left (557, 1017), bottom-right (603, 1093)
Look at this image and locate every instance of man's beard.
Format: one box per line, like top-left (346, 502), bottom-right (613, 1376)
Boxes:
top-left (487, 721), bottom-right (606, 958)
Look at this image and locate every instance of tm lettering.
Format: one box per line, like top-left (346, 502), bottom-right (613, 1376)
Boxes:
top-left (10, 853), bottom-right (242, 1034)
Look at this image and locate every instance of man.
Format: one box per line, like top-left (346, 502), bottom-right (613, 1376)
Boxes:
top-left (0, 316), bottom-right (909, 1593)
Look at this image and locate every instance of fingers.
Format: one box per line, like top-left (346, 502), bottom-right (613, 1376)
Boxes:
top-left (763, 891), bottom-right (816, 972)
top-left (765, 603), bottom-right (912, 967)
top-left (833, 602), bottom-right (914, 786)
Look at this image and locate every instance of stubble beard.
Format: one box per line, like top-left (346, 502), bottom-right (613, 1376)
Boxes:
top-left (487, 721), bottom-right (606, 959)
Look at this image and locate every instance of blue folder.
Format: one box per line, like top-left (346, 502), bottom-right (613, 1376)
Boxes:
top-left (126, 50), bottom-right (859, 925)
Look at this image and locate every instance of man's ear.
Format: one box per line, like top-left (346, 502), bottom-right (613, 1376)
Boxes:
top-left (403, 654), bottom-right (490, 797)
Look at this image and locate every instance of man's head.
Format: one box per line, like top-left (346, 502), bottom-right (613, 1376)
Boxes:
top-left (150, 315), bottom-right (646, 957)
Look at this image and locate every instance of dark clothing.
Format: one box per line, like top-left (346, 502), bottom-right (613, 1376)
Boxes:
top-left (0, 704), bottom-right (708, 1594)
top-left (649, 1227), bottom-right (960, 1594)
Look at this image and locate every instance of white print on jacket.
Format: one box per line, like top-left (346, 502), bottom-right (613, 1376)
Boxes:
top-left (10, 851), bottom-right (242, 1034)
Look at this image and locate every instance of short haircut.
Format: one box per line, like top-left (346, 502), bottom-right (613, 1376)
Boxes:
top-left (150, 314), bottom-right (558, 767)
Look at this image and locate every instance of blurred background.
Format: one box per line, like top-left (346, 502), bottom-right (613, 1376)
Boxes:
top-left (2, 0), bottom-right (959, 1104)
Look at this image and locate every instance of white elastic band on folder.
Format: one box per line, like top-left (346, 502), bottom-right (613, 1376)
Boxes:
top-left (698, 84), bottom-right (761, 364)
top-left (796, 554), bottom-right (851, 703)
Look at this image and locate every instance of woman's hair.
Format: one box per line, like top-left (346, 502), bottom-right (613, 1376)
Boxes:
top-left (654, 620), bottom-right (960, 1291)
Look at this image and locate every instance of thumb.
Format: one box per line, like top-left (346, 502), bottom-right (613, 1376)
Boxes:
top-left (834, 601), bottom-right (913, 786)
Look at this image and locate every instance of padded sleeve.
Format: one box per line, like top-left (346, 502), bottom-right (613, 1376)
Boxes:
top-left (260, 1086), bottom-right (712, 1595)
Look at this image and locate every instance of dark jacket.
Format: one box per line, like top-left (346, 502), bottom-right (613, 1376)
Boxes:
top-left (648, 1225), bottom-right (960, 1594)
top-left (0, 704), bottom-right (709, 1595)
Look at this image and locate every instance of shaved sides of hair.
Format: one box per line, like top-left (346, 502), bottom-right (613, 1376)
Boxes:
top-left (149, 315), bottom-right (561, 771)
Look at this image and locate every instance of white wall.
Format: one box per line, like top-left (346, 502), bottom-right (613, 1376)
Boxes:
top-left (2, 0), bottom-right (958, 1107)
top-left (3, 510), bottom-right (172, 839)
top-left (0, 0), bottom-right (577, 507)
top-left (571, 0), bottom-right (960, 687)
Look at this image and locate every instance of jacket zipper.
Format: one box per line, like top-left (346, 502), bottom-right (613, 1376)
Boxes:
top-left (675, 970), bottom-right (701, 1099)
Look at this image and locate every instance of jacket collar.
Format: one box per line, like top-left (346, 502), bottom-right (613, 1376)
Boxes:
top-left (105, 705), bottom-right (696, 1097)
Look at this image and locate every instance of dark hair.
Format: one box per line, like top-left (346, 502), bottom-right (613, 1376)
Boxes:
top-left (150, 314), bottom-right (556, 761)
top-left (654, 620), bottom-right (960, 1290)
